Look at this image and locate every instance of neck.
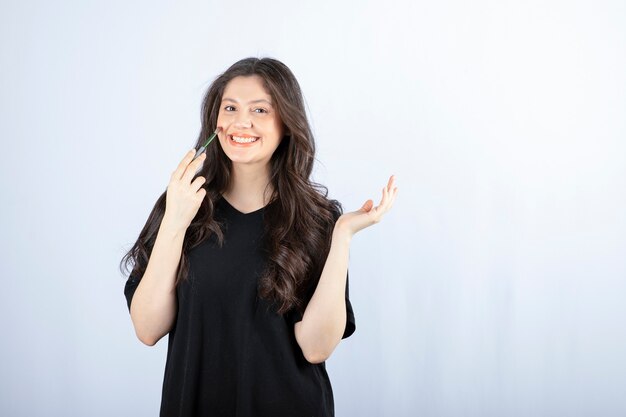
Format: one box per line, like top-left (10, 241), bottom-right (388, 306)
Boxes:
top-left (224, 162), bottom-right (274, 208)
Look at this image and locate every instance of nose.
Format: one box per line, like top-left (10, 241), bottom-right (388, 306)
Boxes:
top-left (233, 112), bottom-right (252, 129)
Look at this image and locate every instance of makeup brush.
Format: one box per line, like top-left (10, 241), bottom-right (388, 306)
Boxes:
top-left (192, 127), bottom-right (221, 162)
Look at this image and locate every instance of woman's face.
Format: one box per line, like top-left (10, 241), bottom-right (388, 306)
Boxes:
top-left (216, 75), bottom-right (283, 167)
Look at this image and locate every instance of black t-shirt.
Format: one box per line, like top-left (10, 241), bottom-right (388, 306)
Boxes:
top-left (124, 195), bottom-right (356, 417)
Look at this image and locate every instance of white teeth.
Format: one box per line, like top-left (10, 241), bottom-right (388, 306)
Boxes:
top-left (231, 135), bottom-right (259, 143)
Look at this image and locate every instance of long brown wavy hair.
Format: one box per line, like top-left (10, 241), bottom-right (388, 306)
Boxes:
top-left (119, 57), bottom-right (342, 316)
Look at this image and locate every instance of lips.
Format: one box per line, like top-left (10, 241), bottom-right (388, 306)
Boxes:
top-left (228, 133), bottom-right (260, 144)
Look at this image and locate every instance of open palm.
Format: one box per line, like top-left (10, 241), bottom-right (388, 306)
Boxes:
top-left (335, 175), bottom-right (398, 238)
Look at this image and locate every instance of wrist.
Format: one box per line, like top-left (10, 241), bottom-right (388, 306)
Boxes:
top-left (332, 224), bottom-right (353, 245)
top-left (160, 216), bottom-right (187, 239)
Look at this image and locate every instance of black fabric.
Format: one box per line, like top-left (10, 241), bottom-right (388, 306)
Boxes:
top-left (124, 196), bottom-right (356, 417)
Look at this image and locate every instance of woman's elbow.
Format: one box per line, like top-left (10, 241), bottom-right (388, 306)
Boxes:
top-left (295, 322), bottom-right (339, 364)
top-left (303, 349), bottom-right (330, 364)
top-left (301, 341), bottom-right (335, 364)
top-left (130, 315), bottom-right (161, 346)
top-left (137, 333), bottom-right (158, 346)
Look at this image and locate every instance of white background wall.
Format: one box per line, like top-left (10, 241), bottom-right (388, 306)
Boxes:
top-left (1, 1), bottom-right (624, 416)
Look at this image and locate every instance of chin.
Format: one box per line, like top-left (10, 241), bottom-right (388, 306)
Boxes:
top-left (227, 155), bottom-right (257, 164)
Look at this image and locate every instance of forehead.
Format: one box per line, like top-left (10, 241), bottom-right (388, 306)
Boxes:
top-left (222, 75), bottom-right (272, 102)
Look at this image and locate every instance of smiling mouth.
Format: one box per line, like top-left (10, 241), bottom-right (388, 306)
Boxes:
top-left (229, 135), bottom-right (260, 144)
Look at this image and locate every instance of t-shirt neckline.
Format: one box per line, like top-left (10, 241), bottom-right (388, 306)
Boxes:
top-left (219, 195), bottom-right (270, 216)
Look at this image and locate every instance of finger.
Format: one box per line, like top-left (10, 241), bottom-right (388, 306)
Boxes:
top-left (388, 187), bottom-right (398, 209)
top-left (387, 175), bottom-right (394, 190)
top-left (379, 185), bottom-right (388, 209)
top-left (172, 149), bottom-right (198, 180)
top-left (181, 153), bottom-right (206, 184)
top-left (361, 199), bottom-right (374, 212)
top-left (384, 177), bottom-right (397, 208)
top-left (191, 175), bottom-right (206, 192)
top-left (380, 183), bottom-right (396, 213)
top-left (195, 187), bottom-right (207, 202)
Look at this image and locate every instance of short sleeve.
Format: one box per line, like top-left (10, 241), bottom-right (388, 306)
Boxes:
top-left (123, 273), bottom-right (141, 312)
top-left (286, 270), bottom-right (356, 340)
top-left (342, 270), bottom-right (356, 339)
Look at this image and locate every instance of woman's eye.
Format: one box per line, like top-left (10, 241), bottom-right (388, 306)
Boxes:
top-left (224, 105), bottom-right (235, 111)
top-left (253, 108), bottom-right (268, 114)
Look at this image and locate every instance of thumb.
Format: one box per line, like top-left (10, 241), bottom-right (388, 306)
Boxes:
top-left (360, 199), bottom-right (374, 212)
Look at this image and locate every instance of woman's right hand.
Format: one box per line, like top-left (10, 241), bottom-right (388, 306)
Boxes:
top-left (162, 149), bottom-right (207, 232)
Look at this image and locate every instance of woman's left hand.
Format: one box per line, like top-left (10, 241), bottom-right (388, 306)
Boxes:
top-left (334, 175), bottom-right (398, 238)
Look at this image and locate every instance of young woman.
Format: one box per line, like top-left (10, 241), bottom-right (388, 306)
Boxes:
top-left (120, 57), bottom-right (398, 416)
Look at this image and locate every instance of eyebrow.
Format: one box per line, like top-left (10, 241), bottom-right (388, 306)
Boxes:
top-left (222, 97), bottom-right (273, 106)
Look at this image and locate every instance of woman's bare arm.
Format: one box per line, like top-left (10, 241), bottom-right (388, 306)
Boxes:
top-left (295, 175), bottom-right (398, 362)
top-left (129, 218), bottom-right (184, 346)
top-left (294, 228), bottom-right (351, 363)
top-left (128, 148), bottom-right (208, 345)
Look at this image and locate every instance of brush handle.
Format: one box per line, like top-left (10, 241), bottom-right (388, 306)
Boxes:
top-left (191, 128), bottom-right (219, 164)
top-left (193, 146), bottom-right (207, 161)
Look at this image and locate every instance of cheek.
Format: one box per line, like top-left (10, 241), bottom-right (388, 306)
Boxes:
top-left (268, 117), bottom-right (283, 135)
top-left (217, 109), bottom-right (235, 118)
